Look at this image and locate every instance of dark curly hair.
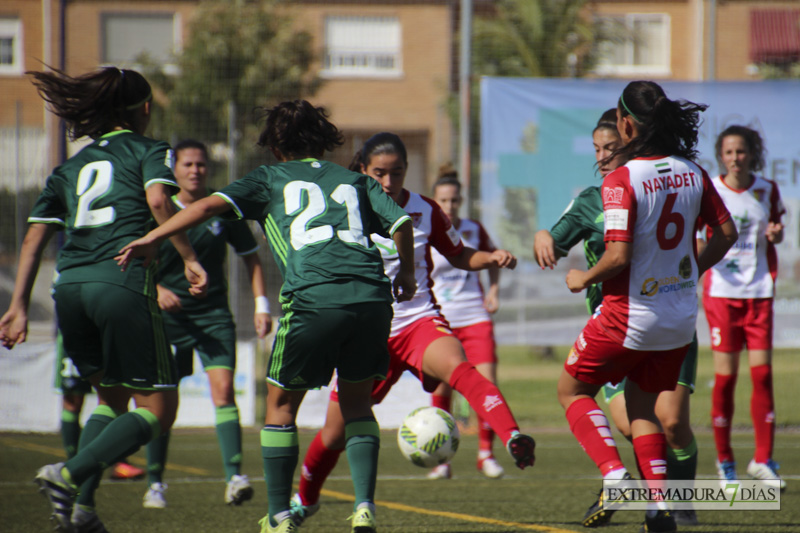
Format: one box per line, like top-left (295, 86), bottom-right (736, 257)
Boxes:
top-left (28, 66), bottom-right (152, 140)
top-left (603, 81), bottom-right (707, 168)
top-left (256, 100), bottom-right (344, 159)
top-left (593, 107), bottom-right (619, 136)
top-left (715, 125), bottom-right (766, 173)
top-left (349, 132), bottom-right (408, 173)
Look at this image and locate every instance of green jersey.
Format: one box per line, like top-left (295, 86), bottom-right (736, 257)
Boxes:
top-left (550, 185), bottom-right (605, 314)
top-left (28, 130), bottom-right (177, 296)
top-left (157, 195), bottom-right (260, 313)
top-left (216, 159), bottom-right (410, 309)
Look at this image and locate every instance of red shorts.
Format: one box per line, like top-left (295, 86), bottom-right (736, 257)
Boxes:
top-left (330, 315), bottom-right (455, 404)
top-left (453, 321), bottom-right (497, 366)
top-left (702, 295), bottom-right (773, 352)
top-left (565, 317), bottom-right (689, 394)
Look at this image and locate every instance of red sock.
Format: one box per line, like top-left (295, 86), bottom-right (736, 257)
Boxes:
top-left (750, 365), bottom-right (775, 464)
top-left (477, 415), bottom-right (495, 455)
top-left (431, 392), bottom-right (451, 412)
top-left (565, 397), bottom-right (624, 476)
top-left (298, 431), bottom-right (343, 506)
top-left (449, 362), bottom-right (518, 444)
top-left (633, 433), bottom-right (668, 480)
top-left (712, 373), bottom-right (737, 463)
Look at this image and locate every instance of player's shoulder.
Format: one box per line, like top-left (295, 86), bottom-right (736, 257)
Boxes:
top-left (576, 185), bottom-right (602, 201)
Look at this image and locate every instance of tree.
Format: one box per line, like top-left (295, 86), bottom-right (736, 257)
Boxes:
top-left (143, 0), bottom-right (321, 185)
top-left (472, 0), bottom-right (598, 78)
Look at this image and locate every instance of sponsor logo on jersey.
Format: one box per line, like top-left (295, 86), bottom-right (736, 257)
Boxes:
top-left (206, 220), bottom-right (223, 236)
top-left (603, 186), bottom-right (625, 206)
top-left (567, 348), bottom-right (579, 366)
top-left (725, 258), bottom-right (740, 273)
top-left (640, 275), bottom-right (696, 296)
top-left (679, 255), bottom-right (692, 279)
top-left (577, 332), bottom-right (587, 351)
top-left (605, 209), bottom-right (628, 231)
top-left (311, 161), bottom-right (321, 168)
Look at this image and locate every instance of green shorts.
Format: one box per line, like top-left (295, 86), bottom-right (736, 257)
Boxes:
top-left (162, 309), bottom-right (236, 379)
top-left (602, 333), bottom-right (698, 403)
top-left (53, 282), bottom-right (177, 390)
top-left (53, 330), bottom-right (92, 395)
top-left (268, 301), bottom-right (392, 391)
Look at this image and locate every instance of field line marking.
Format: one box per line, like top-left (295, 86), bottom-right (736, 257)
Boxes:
top-left (319, 487), bottom-right (578, 532)
top-left (0, 437), bottom-right (210, 476)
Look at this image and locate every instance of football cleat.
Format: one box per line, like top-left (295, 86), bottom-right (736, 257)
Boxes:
top-left (109, 462), bottom-right (146, 481)
top-left (71, 506), bottom-right (109, 533)
top-left (427, 463), bottom-right (452, 480)
top-left (477, 456), bottom-right (504, 479)
top-left (506, 433), bottom-right (535, 469)
top-left (747, 459), bottom-right (787, 491)
top-left (142, 482), bottom-right (167, 509)
top-left (582, 472), bottom-right (633, 528)
top-left (225, 474), bottom-right (254, 505)
top-left (290, 492), bottom-right (320, 525)
top-left (640, 510), bottom-right (676, 533)
top-left (673, 508), bottom-right (699, 526)
top-left (350, 504), bottom-right (377, 533)
top-left (259, 513), bottom-right (299, 533)
top-left (35, 463), bottom-right (77, 533)
top-left (715, 459), bottom-right (738, 489)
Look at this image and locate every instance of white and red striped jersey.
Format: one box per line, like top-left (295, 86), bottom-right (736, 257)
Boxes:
top-left (431, 218), bottom-right (495, 328)
top-left (702, 174), bottom-right (784, 299)
top-left (372, 190), bottom-right (464, 336)
top-left (599, 156), bottom-right (730, 351)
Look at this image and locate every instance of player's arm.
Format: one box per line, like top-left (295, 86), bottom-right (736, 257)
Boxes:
top-left (0, 223), bottom-right (57, 348)
top-left (241, 252), bottom-right (272, 338)
top-left (697, 219), bottom-right (738, 275)
top-left (144, 184), bottom-right (208, 296)
top-left (485, 264), bottom-right (500, 313)
top-left (392, 219), bottom-right (416, 302)
top-left (566, 240), bottom-right (631, 293)
top-left (533, 229), bottom-right (564, 270)
top-left (156, 284), bottom-right (182, 313)
top-left (118, 194), bottom-right (229, 268)
top-left (445, 247), bottom-right (517, 271)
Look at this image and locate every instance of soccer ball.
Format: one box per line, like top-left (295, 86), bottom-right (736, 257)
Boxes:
top-left (397, 406), bottom-right (460, 468)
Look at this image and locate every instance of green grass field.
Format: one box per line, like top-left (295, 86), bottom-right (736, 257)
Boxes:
top-left (2, 346), bottom-right (799, 532)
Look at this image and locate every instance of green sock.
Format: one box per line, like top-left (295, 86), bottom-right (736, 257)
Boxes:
top-left (60, 410), bottom-right (82, 459)
top-left (64, 408), bottom-right (160, 485)
top-left (215, 404), bottom-right (242, 481)
top-left (667, 436), bottom-right (698, 481)
top-left (146, 431), bottom-right (171, 484)
top-left (345, 417), bottom-right (380, 510)
top-left (75, 405), bottom-right (121, 507)
top-left (261, 425), bottom-right (298, 525)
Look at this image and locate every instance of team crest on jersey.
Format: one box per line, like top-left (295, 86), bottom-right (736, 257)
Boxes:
top-left (752, 189), bottom-right (764, 202)
top-left (409, 212), bottom-right (423, 228)
top-left (461, 230), bottom-right (472, 241)
top-left (206, 220), bottom-right (223, 236)
top-left (603, 186), bottom-right (625, 206)
top-left (566, 348), bottom-right (579, 366)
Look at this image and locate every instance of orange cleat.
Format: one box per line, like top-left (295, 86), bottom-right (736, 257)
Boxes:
top-left (110, 462), bottom-right (146, 480)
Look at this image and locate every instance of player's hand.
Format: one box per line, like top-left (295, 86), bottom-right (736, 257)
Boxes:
top-left (116, 236), bottom-right (158, 271)
top-left (484, 285), bottom-right (500, 314)
top-left (157, 285), bottom-right (182, 313)
top-left (184, 260), bottom-right (208, 298)
top-left (765, 222), bottom-right (784, 243)
top-left (565, 269), bottom-right (587, 293)
top-left (490, 250), bottom-right (517, 270)
top-left (533, 230), bottom-right (558, 270)
top-left (0, 307), bottom-right (28, 349)
top-left (255, 312), bottom-right (272, 338)
top-left (393, 270), bottom-right (417, 303)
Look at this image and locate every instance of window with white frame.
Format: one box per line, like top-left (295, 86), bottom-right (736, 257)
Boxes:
top-left (101, 13), bottom-right (179, 68)
top-left (322, 16), bottom-right (402, 78)
top-left (0, 18), bottom-right (24, 76)
top-left (594, 13), bottom-right (671, 76)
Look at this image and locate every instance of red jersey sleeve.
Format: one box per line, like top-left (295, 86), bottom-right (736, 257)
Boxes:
top-left (602, 166), bottom-right (636, 243)
top-left (425, 196), bottom-right (464, 256)
top-left (699, 170), bottom-right (731, 228)
top-left (768, 180), bottom-right (786, 224)
top-left (474, 220), bottom-right (496, 252)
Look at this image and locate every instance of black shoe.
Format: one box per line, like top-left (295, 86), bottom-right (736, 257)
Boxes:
top-left (640, 510), bottom-right (677, 533)
top-left (673, 508), bottom-right (698, 526)
top-left (506, 433), bottom-right (536, 469)
top-left (582, 472), bottom-right (633, 528)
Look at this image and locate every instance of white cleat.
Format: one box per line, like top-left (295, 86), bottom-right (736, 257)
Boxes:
top-left (142, 482), bottom-right (167, 509)
top-left (478, 456), bottom-right (504, 479)
top-left (427, 463), bottom-right (452, 480)
top-left (225, 474), bottom-right (254, 505)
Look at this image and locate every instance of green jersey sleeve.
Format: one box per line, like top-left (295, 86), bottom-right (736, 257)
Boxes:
top-left (28, 174), bottom-right (68, 226)
top-left (549, 186), bottom-right (603, 255)
top-left (142, 141), bottom-right (179, 191)
top-left (227, 218), bottom-right (260, 255)
top-left (214, 168), bottom-right (271, 223)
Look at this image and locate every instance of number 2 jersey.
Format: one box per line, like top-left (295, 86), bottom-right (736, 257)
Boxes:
top-left (430, 218), bottom-right (494, 328)
top-left (27, 130), bottom-right (178, 296)
top-left (214, 159), bottom-right (410, 309)
top-left (701, 174), bottom-right (784, 299)
top-left (371, 190), bottom-right (464, 337)
top-left (600, 156), bottom-right (730, 351)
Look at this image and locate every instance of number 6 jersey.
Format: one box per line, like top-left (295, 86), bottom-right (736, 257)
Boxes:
top-left (216, 159), bottom-right (410, 309)
top-left (599, 156), bottom-right (730, 351)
